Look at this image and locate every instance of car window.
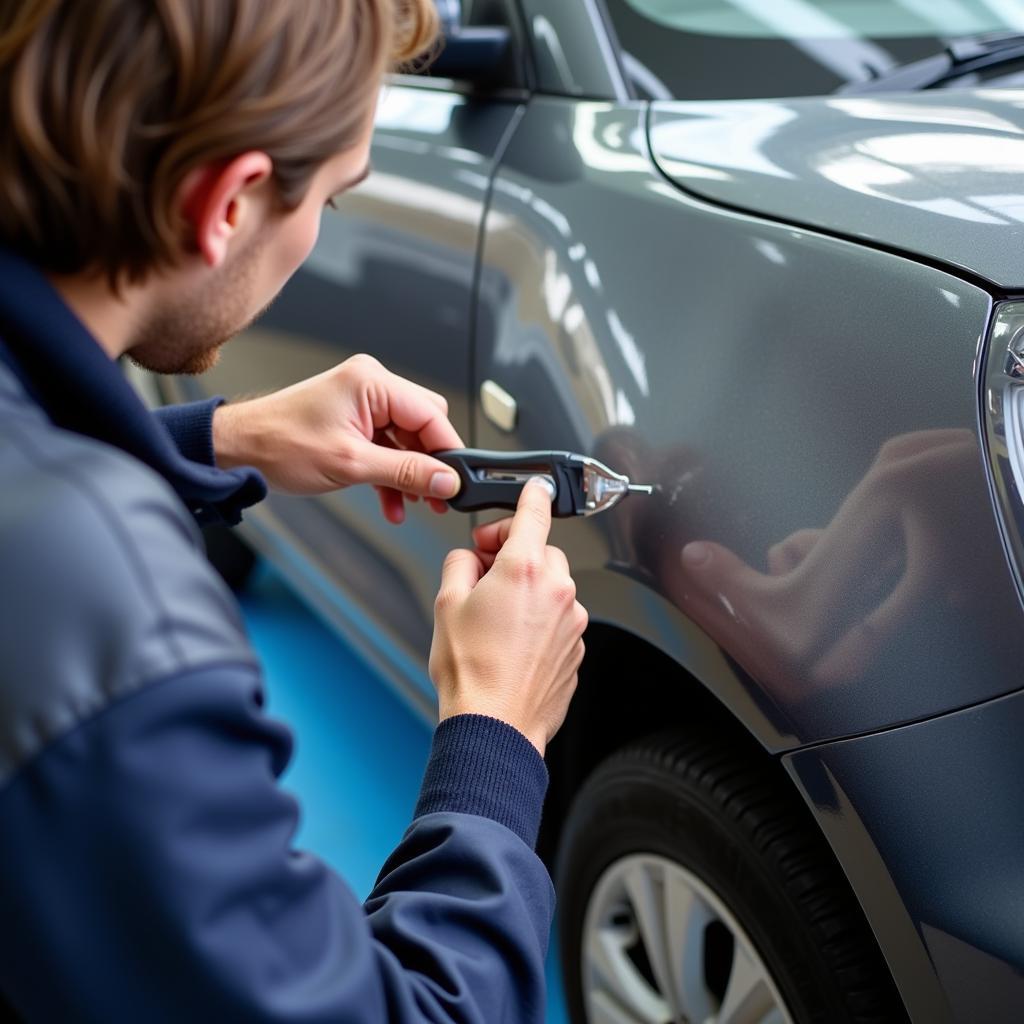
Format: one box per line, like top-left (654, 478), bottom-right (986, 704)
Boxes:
top-left (603, 0), bottom-right (1024, 99)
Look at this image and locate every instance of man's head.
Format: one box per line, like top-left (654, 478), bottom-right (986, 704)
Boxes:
top-left (0, 0), bottom-right (438, 371)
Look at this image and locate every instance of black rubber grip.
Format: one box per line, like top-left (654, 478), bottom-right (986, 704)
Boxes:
top-left (434, 449), bottom-right (584, 517)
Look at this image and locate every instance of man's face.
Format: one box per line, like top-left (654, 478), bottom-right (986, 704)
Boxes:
top-left (129, 125), bottom-right (374, 376)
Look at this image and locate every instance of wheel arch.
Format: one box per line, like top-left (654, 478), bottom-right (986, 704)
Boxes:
top-left (540, 607), bottom-right (911, 1021)
top-left (539, 571), bottom-right (865, 903)
top-left (539, 578), bottom-right (912, 1011)
top-left (558, 567), bottom-right (799, 755)
top-left (539, 618), bottom-right (726, 864)
top-left (536, 570), bottom-right (794, 866)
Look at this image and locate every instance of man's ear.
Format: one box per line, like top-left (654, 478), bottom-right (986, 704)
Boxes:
top-left (179, 152), bottom-right (274, 268)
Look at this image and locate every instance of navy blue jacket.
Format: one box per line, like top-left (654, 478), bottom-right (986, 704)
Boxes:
top-left (0, 249), bottom-right (554, 1022)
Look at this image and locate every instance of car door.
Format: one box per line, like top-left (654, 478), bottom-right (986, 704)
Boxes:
top-left (164, 0), bottom-right (530, 712)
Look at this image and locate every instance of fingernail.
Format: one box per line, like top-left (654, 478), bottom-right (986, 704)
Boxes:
top-left (682, 541), bottom-right (712, 568)
top-left (527, 475), bottom-right (556, 501)
top-left (430, 471), bottom-right (460, 499)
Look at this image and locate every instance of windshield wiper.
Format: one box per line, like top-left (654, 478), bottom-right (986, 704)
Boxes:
top-left (838, 32), bottom-right (1024, 95)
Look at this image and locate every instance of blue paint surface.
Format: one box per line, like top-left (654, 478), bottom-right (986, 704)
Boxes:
top-left (240, 564), bottom-right (570, 1023)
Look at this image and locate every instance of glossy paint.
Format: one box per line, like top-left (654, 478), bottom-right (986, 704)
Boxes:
top-left (786, 687), bottom-right (1024, 1022)
top-left (474, 95), bottom-right (1024, 749)
top-left (649, 90), bottom-right (1024, 288)
top-left (155, 14), bottom-right (1024, 1020)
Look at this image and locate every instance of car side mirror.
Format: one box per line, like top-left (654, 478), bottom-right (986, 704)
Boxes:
top-left (429, 0), bottom-right (513, 85)
top-left (430, 27), bottom-right (512, 84)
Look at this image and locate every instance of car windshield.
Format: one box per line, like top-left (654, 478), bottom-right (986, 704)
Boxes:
top-left (605, 0), bottom-right (1024, 99)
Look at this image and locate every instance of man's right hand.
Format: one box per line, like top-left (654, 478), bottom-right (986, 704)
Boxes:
top-left (428, 477), bottom-right (588, 757)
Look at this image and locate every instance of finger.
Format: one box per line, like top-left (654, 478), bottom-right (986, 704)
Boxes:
top-left (378, 429), bottom-right (444, 510)
top-left (401, 378), bottom-right (450, 418)
top-left (391, 426), bottom-right (428, 454)
top-left (386, 436), bottom-right (450, 512)
top-left (372, 435), bottom-right (412, 519)
top-left (813, 515), bottom-right (930, 687)
top-left (376, 485), bottom-right (406, 524)
top-left (676, 540), bottom-right (771, 638)
top-left (473, 516), bottom-right (514, 554)
top-left (378, 485), bottom-right (405, 520)
top-left (813, 567), bottom-right (921, 687)
top-left (573, 600), bottom-right (589, 636)
top-left (767, 528), bottom-right (822, 576)
top-left (363, 427), bottom-right (459, 501)
top-left (773, 438), bottom-right (969, 643)
top-left (570, 637), bottom-right (586, 672)
top-left (545, 544), bottom-right (570, 577)
top-left (437, 548), bottom-right (484, 601)
top-left (355, 444), bottom-right (462, 501)
top-left (498, 477), bottom-right (554, 561)
top-left (371, 372), bottom-right (464, 452)
top-left (872, 428), bottom-right (973, 467)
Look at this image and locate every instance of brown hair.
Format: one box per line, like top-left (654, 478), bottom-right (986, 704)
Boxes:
top-left (0, 0), bottom-right (437, 283)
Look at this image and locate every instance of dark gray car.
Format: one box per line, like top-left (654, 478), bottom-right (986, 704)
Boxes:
top-left (153, 2), bottom-right (1024, 1021)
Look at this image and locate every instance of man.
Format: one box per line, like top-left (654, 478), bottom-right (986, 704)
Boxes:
top-left (0, 1), bottom-right (588, 1021)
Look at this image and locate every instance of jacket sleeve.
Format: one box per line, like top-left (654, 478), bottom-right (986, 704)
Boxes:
top-left (0, 663), bottom-right (554, 1024)
top-left (153, 397), bottom-right (224, 467)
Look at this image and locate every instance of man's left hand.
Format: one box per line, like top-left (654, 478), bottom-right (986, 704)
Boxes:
top-left (212, 354), bottom-right (463, 524)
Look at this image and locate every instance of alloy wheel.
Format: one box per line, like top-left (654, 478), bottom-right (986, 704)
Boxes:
top-left (581, 853), bottom-right (795, 1024)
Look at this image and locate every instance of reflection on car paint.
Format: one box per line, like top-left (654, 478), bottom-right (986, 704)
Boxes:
top-left (475, 97), bottom-right (1024, 748)
top-left (649, 90), bottom-right (1024, 287)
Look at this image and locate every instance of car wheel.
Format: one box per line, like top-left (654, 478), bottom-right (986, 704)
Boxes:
top-left (555, 729), bottom-right (906, 1024)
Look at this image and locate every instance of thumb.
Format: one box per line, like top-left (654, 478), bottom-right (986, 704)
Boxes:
top-left (681, 540), bottom-right (757, 587)
top-left (679, 540), bottom-right (771, 608)
top-left (500, 475), bottom-right (555, 560)
top-left (358, 445), bottom-right (461, 500)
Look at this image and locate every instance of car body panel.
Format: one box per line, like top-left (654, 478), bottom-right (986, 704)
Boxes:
top-left (785, 684), bottom-right (1024, 1024)
top-left (151, 11), bottom-right (1024, 1015)
top-left (649, 89), bottom-right (1024, 288)
top-left (474, 95), bottom-right (1024, 748)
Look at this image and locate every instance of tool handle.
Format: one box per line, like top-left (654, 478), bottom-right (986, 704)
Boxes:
top-left (433, 449), bottom-right (583, 517)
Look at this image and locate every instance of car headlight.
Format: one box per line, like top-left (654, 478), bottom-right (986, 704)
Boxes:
top-left (981, 300), bottom-right (1024, 602)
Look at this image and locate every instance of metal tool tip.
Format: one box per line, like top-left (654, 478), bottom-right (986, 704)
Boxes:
top-left (628, 484), bottom-right (655, 495)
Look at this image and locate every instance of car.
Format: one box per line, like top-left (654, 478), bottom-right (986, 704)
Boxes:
top-left (148, 2), bottom-right (1024, 1021)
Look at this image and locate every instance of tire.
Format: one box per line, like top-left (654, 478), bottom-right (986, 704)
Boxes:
top-left (202, 524), bottom-right (257, 592)
top-left (555, 729), bottom-right (907, 1024)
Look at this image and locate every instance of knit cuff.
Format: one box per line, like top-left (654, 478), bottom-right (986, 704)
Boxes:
top-left (414, 715), bottom-right (549, 849)
top-left (153, 397), bottom-right (225, 467)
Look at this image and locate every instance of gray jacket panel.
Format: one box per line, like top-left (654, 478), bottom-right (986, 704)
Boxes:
top-left (0, 362), bottom-right (258, 787)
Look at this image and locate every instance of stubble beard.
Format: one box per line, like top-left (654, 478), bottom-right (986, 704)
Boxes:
top-left (127, 239), bottom-right (267, 376)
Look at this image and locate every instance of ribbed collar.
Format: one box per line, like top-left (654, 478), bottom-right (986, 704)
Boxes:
top-left (0, 248), bottom-right (265, 525)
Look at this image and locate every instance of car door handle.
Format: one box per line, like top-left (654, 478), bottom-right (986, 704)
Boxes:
top-left (480, 379), bottom-right (517, 432)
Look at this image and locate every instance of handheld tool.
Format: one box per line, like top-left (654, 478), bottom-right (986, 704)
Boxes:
top-left (434, 449), bottom-right (654, 518)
